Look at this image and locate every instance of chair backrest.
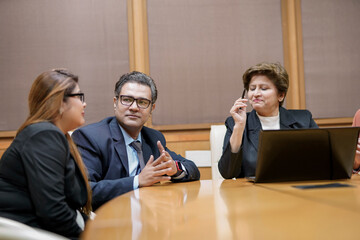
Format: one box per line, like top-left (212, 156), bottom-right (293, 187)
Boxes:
top-left (0, 217), bottom-right (67, 240)
top-left (210, 125), bottom-right (226, 180)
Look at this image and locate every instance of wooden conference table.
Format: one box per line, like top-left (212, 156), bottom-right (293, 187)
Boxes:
top-left (82, 175), bottom-right (360, 240)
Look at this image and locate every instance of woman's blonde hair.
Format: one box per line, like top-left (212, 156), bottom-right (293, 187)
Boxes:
top-left (18, 69), bottom-right (92, 215)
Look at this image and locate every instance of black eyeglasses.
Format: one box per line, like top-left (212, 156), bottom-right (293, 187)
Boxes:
top-left (65, 93), bottom-right (85, 103)
top-left (119, 95), bottom-right (152, 109)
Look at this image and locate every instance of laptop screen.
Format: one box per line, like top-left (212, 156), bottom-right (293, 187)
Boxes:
top-left (253, 127), bottom-right (360, 183)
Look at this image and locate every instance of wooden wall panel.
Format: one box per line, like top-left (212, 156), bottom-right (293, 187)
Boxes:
top-left (147, 0), bottom-right (284, 126)
top-left (301, 0), bottom-right (360, 118)
top-left (0, 131), bottom-right (16, 158)
top-left (0, 0), bottom-right (129, 130)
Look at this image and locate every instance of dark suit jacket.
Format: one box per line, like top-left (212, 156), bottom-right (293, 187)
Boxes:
top-left (218, 107), bottom-right (318, 179)
top-left (72, 117), bottom-right (200, 210)
top-left (0, 122), bottom-right (87, 239)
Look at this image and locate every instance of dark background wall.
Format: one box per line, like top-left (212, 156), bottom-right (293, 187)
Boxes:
top-left (0, 0), bottom-right (129, 130)
top-left (0, 0), bottom-right (359, 131)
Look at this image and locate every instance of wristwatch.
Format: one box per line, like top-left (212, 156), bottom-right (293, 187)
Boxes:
top-left (172, 161), bottom-right (186, 179)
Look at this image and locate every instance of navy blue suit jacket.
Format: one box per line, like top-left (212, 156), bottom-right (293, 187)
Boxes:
top-left (72, 117), bottom-right (200, 210)
top-left (0, 122), bottom-right (87, 238)
top-left (218, 107), bottom-right (318, 179)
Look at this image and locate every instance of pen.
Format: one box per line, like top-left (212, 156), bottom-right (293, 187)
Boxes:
top-left (241, 89), bottom-right (246, 99)
top-left (238, 89), bottom-right (247, 112)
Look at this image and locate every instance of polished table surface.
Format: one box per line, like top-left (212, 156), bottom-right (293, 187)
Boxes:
top-left (82, 175), bottom-right (360, 240)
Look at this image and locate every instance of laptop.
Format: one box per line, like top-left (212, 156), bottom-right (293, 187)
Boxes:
top-left (248, 127), bottom-right (360, 183)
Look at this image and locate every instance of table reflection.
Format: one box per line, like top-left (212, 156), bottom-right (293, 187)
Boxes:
top-left (129, 181), bottom-right (201, 239)
top-left (82, 176), bottom-right (360, 240)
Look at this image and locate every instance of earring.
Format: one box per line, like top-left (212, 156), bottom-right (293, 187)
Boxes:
top-left (59, 109), bottom-right (63, 115)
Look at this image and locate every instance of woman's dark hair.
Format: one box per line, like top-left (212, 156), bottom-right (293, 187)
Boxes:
top-left (243, 62), bottom-right (289, 106)
top-left (17, 69), bottom-right (92, 215)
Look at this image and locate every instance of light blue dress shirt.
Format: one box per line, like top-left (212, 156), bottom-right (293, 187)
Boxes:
top-left (119, 125), bottom-right (141, 189)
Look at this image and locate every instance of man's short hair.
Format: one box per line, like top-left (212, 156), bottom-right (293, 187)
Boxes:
top-left (114, 71), bottom-right (158, 103)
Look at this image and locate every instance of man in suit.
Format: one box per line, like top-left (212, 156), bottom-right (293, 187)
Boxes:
top-left (72, 71), bottom-right (200, 210)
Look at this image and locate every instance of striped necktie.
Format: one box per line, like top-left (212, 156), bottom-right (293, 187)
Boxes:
top-left (130, 141), bottom-right (145, 172)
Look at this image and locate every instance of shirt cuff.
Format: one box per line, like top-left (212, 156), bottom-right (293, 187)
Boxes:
top-left (353, 167), bottom-right (360, 174)
top-left (76, 210), bottom-right (85, 230)
top-left (172, 162), bottom-right (187, 180)
top-left (133, 175), bottom-right (139, 189)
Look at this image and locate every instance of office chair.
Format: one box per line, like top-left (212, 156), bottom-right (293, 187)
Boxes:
top-left (0, 217), bottom-right (67, 240)
top-left (210, 125), bottom-right (226, 180)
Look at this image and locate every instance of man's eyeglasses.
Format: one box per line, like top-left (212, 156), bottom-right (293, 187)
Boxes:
top-left (119, 95), bottom-right (152, 109)
top-left (65, 93), bottom-right (85, 103)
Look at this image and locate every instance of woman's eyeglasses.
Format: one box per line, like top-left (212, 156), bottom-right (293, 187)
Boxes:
top-left (65, 93), bottom-right (85, 103)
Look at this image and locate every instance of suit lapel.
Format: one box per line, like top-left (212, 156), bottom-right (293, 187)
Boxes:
top-left (279, 107), bottom-right (297, 129)
top-left (141, 128), bottom-right (157, 165)
top-left (246, 108), bottom-right (298, 150)
top-left (109, 118), bottom-right (130, 175)
top-left (247, 110), bottom-right (262, 151)
top-left (142, 139), bottom-right (152, 165)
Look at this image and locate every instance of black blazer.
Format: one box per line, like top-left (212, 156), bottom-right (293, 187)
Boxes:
top-left (0, 122), bottom-right (87, 239)
top-left (72, 117), bottom-right (200, 210)
top-left (218, 107), bottom-right (318, 179)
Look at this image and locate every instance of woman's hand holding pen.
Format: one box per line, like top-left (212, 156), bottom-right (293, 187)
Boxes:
top-left (229, 91), bottom-right (248, 153)
top-left (230, 97), bottom-right (248, 127)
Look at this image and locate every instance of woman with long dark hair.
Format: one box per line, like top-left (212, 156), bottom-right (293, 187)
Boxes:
top-left (0, 69), bottom-right (92, 239)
